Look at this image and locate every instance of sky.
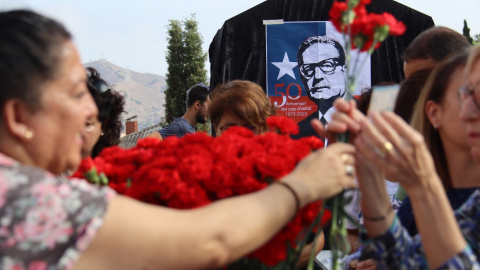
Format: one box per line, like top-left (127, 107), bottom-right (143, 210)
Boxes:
top-left (1, 0), bottom-right (479, 76)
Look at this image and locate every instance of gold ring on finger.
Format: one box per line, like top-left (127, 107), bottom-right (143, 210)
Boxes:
top-left (383, 141), bottom-right (393, 155)
top-left (376, 141), bottom-right (393, 158)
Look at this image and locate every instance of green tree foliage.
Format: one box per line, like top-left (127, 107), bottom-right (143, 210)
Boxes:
top-left (463, 19), bottom-right (474, 45)
top-left (474, 34), bottom-right (480, 45)
top-left (164, 20), bottom-right (185, 123)
top-left (164, 15), bottom-right (208, 128)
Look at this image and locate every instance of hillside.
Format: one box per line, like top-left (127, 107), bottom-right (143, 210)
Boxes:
top-left (84, 60), bottom-right (166, 130)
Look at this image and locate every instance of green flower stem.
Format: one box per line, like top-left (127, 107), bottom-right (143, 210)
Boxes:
top-left (329, 193), bottom-right (341, 270)
top-left (330, 5), bottom-right (379, 268)
top-left (306, 203), bottom-right (327, 270)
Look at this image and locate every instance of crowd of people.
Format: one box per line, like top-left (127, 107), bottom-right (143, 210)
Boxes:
top-left (1, 7), bottom-right (480, 270)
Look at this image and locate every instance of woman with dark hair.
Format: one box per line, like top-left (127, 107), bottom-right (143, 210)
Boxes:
top-left (82, 67), bottom-right (125, 158)
top-left (322, 46), bottom-right (480, 269)
top-left (339, 51), bottom-right (480, 270)
top-left (396, 51), bottom-right (480, 236)
top-left (0, 10), bottom-right (356, 269)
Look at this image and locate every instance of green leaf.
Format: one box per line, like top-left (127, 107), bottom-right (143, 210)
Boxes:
top-left (348, 0), bottom-right (360, 8)
top-left (100, 173), bottom-right (109, 185)
top-left (374, 25), bottom-right (390, 42)
top-left (84, 168), bottom-right (99, 184)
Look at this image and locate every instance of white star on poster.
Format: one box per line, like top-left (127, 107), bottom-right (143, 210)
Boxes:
top-left (272, 52), bottom-right (297, 80)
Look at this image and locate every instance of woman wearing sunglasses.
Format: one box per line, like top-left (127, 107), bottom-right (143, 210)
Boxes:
top-left (81, 67), bottom-right (125, 158)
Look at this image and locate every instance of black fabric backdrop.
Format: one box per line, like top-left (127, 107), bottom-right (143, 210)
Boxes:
top-left (208, 0), bottom-right (435, 91)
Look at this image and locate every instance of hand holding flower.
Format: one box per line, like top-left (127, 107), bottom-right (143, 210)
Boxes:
top-left (313, 98), bottom-right (365, 143)
top-left (281, 142), bottom-right (357, 205)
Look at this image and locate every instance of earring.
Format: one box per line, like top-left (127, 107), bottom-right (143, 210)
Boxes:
top-left (433, 124), bottom-right (439, 129)
top-left (25, 130), bottom-right (34, 140)
top-left (101, 132), bottom-right (104, 136)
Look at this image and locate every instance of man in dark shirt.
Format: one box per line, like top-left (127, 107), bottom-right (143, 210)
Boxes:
top-left (148, 83), bottom-right (210, 140)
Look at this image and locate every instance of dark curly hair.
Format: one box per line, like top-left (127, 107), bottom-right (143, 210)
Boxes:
top-left (86, 67), bottom-right (125, 157)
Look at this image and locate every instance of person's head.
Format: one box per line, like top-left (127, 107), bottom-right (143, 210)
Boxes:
top-left (297, 36), bottom-right (346, 103)
top-left (459, 45), bottom-right (480, 162)
top-left (82, 67), bottom-right (125, 158)
top-left (209, 80), bottom-right (276, 136)
top-left (185, 83), bottom-right (210, 124)
top-left (357, 83), bottom-right (397, 116)
top-left (0, 10), bottom-right (97, 174)
top-left (394, 69), bottom-right (433, 123)
top-left (403, 27), bottom-right (470, 78)
top-left (411, 50), bottom-right (470, 188)
top-left (357, 88), bottom-right (372, 115)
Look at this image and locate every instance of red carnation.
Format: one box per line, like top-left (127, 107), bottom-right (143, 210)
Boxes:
top-left (329, 1), bottom-right (349, 32)
top-left (71, 157), bottom-right (94, 178)
top-left (70, 118), bottom-right (331, 268)
top-left (381, 12), bottom-right (406, 36)
top-left (266, 116), bottom-right (299, 135)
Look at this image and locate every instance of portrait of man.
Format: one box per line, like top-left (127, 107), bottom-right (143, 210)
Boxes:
top-left (266, 22), bottom-right (369, 139)
top-left (294, 35), bottom-right (352, 138)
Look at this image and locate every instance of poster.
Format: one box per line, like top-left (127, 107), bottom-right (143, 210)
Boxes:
top-left (266, 21), bottom-right (371, 137)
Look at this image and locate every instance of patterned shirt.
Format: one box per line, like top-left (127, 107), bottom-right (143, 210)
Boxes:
top-left (397, 187), bottom-right (477, 236)
top-left (360, 189), bottom-right (480, 269)
top-left (0, 153), bottom-right (116, 270)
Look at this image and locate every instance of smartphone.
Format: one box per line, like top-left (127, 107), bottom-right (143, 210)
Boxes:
top-left (367, 84), bottom-right (400, 114)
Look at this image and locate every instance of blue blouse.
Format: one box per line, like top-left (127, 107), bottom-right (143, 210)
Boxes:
top-left (397, 187), bottom-right (477, 236)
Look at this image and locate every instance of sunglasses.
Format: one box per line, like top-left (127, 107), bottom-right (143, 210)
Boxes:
top-left (90, 79), bottom-right (110, 93)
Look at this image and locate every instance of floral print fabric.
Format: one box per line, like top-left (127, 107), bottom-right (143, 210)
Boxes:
top-left (0, 153), bottom-right (115, 270)
top-left (362, 189), bottom-right (480, 269)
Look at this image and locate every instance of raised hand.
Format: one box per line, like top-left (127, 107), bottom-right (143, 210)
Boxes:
top-left (354, 111), bottom-right (439, 193)
top-left (281, 142), bottom-right (357, 205)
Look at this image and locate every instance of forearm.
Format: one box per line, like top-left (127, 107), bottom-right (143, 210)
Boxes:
top-left (357, 168), bottom-right (394, 238)
top-left (189, 183), bottom-right (300, 267)
top-left (407, 177), bottom-right (467, 268)
top-left (73, 184), bottom-right (300, 270)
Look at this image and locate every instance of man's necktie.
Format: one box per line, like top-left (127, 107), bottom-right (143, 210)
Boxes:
top-left (320, 116), bottom-right (327, 125)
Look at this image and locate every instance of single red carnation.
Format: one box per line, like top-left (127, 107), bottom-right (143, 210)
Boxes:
top-left (266, 116), bottom-right (299, 135)
top-left (329, 1), bottom-right (348, 32)
top-left (71, 157), bottom-right (95, 178)
top-left (380, 12), bottom-right (406, 36)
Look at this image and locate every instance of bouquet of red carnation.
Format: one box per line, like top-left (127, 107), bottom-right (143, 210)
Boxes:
top-left (327, 1), bottom-right (406, 269)
top-left (73, 116), bottom-right (331, 268)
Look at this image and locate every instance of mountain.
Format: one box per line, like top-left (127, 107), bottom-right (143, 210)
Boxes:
top-left (84, 60), bottom-right (166, 131)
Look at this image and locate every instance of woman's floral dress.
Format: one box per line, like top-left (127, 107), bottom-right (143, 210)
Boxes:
top-left (0, 153), bottom-right (115, 270)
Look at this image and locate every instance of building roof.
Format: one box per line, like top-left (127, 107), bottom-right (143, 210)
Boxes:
top-left (118, 122), bottom-right (163, 148)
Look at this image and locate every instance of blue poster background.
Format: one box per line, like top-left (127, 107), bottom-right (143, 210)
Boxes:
top-left (266, 21), bottom-right (371, 126)
top-left (266, 22), bottom-right (327, 124)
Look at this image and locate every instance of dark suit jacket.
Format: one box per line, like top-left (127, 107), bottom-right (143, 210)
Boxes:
top-left (291, 111), bottom-right (320, 139)
top-left (291, 92), bottom-right (355, 140)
